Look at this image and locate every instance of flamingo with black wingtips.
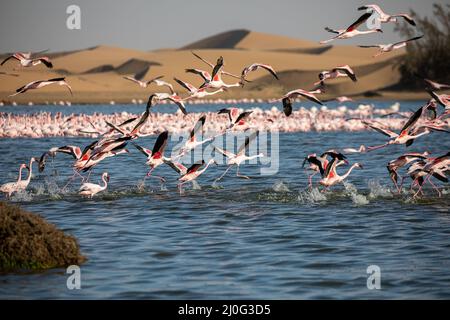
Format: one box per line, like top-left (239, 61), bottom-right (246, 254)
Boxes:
top-left (320, 12), bottom-right (382, 44)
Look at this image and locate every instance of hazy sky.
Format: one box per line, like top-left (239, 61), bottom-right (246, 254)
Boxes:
top-left (0, 0), bottom-right (445, 52)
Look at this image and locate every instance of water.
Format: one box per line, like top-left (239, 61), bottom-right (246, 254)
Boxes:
top-left (1, 102), bottom-right (449, 299)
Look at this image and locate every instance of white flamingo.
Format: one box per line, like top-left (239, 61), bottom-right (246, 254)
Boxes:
top-left (1, 51), bottom-right (53, 69)
top-left (214, 131), bottom-right (264, 181)
top-left (174, 78), bottom-right (226, 99)
top-left (10, 77), bottom-right (73, 97)
top-left (359, 35), bottom-right (423, 57)
top-left (0, 163), bottom-right (28, 198)
top-left (79, 172), bottom-right (109, 198)
top-left (358, 4), bottom-right (417, 26)
top-left (320, 12), bottom-right (382, 44)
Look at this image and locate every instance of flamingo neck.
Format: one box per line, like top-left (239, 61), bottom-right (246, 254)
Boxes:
top-left (102, 175), bottom-right (108, 189)
top-left (341, 164), bottom-right (359, 181)
top-left (26, 160), bottom-right (34, 183)
top-left (17, 166), bottom-right (24, 183)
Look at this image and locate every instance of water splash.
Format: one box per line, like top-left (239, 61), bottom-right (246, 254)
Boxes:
top-left (272, 180), bottom-right (290, 192)
top-left (343, 181), bottom-right (369, 205)
top-left (368, 179), bottom-right (393, 199)
top-left (298, 188), bottom-right (327, 204)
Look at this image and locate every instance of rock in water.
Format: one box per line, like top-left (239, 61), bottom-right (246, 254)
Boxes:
top-left (0, 201), bottom-right (85, 271)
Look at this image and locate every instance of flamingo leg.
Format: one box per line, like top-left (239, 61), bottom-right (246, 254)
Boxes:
top-left (428, 178), bottom-right (442, 197)
top-left (236, 166), bottom-right (250, 179)
top-left (308, 171), bottom-right (318, 189)
top-left (367, 142), bottom-right (389, 152)
top-left (215, 165), bottom-right (233, 182)
top-left (397, 176), bottom-right (407, 194)
top-left (414, 174), bottom-right (430, 198)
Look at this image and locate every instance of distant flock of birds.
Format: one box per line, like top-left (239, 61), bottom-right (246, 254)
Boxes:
top-left (0, 4), bottom-right (449, 199)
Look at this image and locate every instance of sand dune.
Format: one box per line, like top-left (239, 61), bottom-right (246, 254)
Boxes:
top-left (0, 30), bottom-right (416, 104)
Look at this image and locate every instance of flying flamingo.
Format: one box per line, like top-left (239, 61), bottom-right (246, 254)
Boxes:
top-left (214, 131), bottom-right (264, 181)
top-left (358, 4), bottom-right (417, 26)
top-left (123, 66), bottom-right (164, 88)
top-left (0, 163), bottom-right (28, 198)
top-left (218, 108), bottom-right (253, 130)
top-left (133, 130), bottom-right (169, 183)
top-left (174, 78), bottom-right (226, 99)
top-left (282, 97), bottom-right (293, 117)
top-left (10, 77), bottom-right (73, 97)
top-left (420, 78), bottom-right (450, 91)
top-left (358, 35), bottom-right (423, 57)
top-left (155, 92), bottom-right (187, 115)
top-left (79, 172), bottom-right (109, 198)
top-left (176, 115), bottom-right (214, 157)
top-left (364, 105), bottom-right (450, 151)
top-left (315, 65), bottom-right (357, 85)
top-left (320, 12), bottom-right (383, 44)
top-left (178, 159), bottom-right (217, 193)
top-left (1, 50), bottom-right (53, 69)
top-left (282, 87), bottom-right (324, 105)
top-left (191, 51), bottom-right (244, 81)
top-left (240, 63), bottom-right (279, 85)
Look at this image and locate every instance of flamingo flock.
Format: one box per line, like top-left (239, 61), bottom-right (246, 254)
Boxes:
top-left (1, 3), bottom-right (449, 199)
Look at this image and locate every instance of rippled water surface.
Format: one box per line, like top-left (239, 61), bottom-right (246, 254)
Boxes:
top-left (0, 102), bottom-right (449, 299)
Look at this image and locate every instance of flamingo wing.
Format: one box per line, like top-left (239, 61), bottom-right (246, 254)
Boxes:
top-left (174, 77), bottom-right (196, 93)
top-left (237, 131), bottom-right (258, 155)
top-left (152, 130), bottom-right (169, 155)
top-left (333, 65), bottom-right (357, 82)
top-left (132, 143), bottom-right (152, 157)
top-left (346, 12), bottom-right (372, 32)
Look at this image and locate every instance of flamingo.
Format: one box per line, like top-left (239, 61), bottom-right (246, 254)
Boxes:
top-left (358, 4), bottom-right (417, 26)
top-left (178, 159), bottom-right (217, 193)
top-left (191, 51), bottom-right (244, 81)
top-left (123, 66), bottom-right (164, 88)
top-left (176, 115), bottom-right (214, 157)
top-left (155, 92), bottom-right (187, 115)
top-left (302, 151), bottom-right (348, 188)
top-left (387, 152), bottom-right (430, 192)
top-left (126, 94), bottom-right (158, 137)
top-left (421, 78), bottom-right (450, 91)
top-left (359, 35), bottom-right (423, 57)
top-left (318, 157), bottom-right (363, 190)
top-left (174, 78), bottom-right (226, 99)
top-left (282, 87), bottom-right (324, 105)
top-left (282, 97), bottom-right (293, 117)
top-left (10, 77), bottom-right (73, 97)
top-left (336, 96), bottom-right (355, 103)
top-left (342, 145), bottom-right (366, 153)
top-left (79, 172), bottom-right (109, 198)
top-left (412, 152), bottom-right (449, 197)
top-left (218, 108), bottom-right (253, 129)
top-left (1, 51), bottom-right (53, 69)
top-left (214, 131), bottom-right (264, 181)
top-left (133, 130), bottom-right (169, 183)
top-left (364, 105), bottom-right (450, 151)
top-left (320, 12), bottom-right (382, 44)
top-left (315, 65), bottom-right (357, 85)
top-left (0, 163), bottom-right (28, 198)
top-left (240, 63), bottom-right (279, 85)
top-left (15, 157), bottom-right (37, 192)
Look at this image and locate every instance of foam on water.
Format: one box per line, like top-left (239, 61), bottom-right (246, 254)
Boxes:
top-left (272, 180), bottom-right (290, 192)
top-left (368, 179), bottom-right (393, 199)
top-left (297, 188), bottom-right (327, 204)
top-left (343, 181), bottom-right (369, 206)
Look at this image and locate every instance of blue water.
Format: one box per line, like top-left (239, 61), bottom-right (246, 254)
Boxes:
top-left (0, 102), bottom-right (449, 299)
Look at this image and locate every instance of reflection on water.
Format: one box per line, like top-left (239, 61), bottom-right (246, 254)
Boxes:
top-left (0, 102), bottom-right (449, 299)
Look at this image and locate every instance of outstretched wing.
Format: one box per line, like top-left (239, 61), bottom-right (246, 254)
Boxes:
top-left (237, 131), bottom-right (258, 155)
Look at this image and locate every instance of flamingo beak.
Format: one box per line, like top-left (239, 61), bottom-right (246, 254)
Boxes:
top-left (344, 159), bottom-right (349, 165)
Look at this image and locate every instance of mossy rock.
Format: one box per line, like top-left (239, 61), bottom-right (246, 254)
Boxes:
top-left (0, 201), bottom-right (85, 271)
